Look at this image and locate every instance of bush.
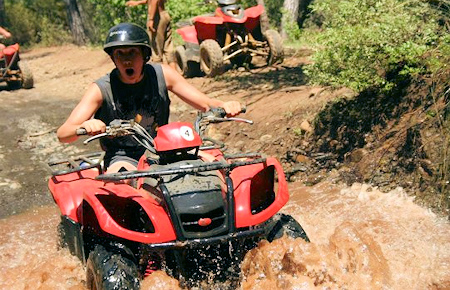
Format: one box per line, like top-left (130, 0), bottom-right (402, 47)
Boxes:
top-left (4, 2), bottom-right (38, 46)
top-left (166, 0), bottom-right (212, 26)
top-left (5, 0), bottom-right (71, 47)
top-left (82, 0), bottom-right (147, 43)
top-left (303, 0), bottom-right (446, 93)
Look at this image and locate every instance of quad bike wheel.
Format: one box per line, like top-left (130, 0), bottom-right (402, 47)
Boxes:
top-left (7, 61), bottom-right (34, 90)
top-left (86, 244), bottom-right (140, 290)
top-left (263, 29), bottom-right (284, 66)
top-left (200, 39), bottom-right (223, 77)
top-left (266, 213), bottom-right (309, 242)
top-left (175, 45), bottom-right (200, 78)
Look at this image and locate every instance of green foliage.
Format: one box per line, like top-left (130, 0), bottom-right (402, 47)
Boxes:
top-left (302, 0), bottom-right (447, 93)
top-left (4, 2), bottom-right (38, 45)
top-left (166, 0), bottom-right (212, 26)
top-left (240, 0), bottom-right (283, 28)
top-left (83, 0), bottom-right (148, 43)
top-left (264, 0), bottom-right (283, 28)
top-left (4, 0), bottom-right (71, 47)
top-left (281, 8), bottom-right (301, 41)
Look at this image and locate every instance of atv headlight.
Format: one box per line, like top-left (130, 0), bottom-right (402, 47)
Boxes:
top-left (250, 165), bottom-right (276, 214)
top-left (96, 195), bottom-right (155, 233)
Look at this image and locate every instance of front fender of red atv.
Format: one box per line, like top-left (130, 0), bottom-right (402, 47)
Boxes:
top-left (48, 169), bottom-right (100, 222)
top-left (231, 157), bottom-right (289, 228)
top-left (0, 43), bottom-right (20, 65)
top-left (176, 26), bottom-right (199, 45)
top-left (244, 5), bottom-right (264, 33)
top-left (49, 169), bottom-right (177, 244)
top-left (82, 183), bottom-right (177, 244)
top-left (193, 16), bottom-right (223, 42)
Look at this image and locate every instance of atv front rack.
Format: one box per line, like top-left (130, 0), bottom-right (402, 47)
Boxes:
top-left (46, 152), bottom-right (105, 176)
top-left (142, 222), bottom-right (271, 250)
top-left (95, 154), bottom-right (266, 181)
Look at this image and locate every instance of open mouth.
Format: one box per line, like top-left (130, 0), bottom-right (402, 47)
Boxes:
top-left (125, 68), bottom-right (134, 76)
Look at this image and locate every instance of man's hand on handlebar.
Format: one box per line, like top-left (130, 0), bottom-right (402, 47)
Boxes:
top-left (222, 101), bottom-right (243, 117)
top-left (78, 119), bottom-right (106, 136)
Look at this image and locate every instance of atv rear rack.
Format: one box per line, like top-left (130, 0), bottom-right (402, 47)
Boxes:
top-left (95, 154), bottom-right (267, 181)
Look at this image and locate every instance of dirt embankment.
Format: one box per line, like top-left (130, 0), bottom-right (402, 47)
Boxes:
top-left (0, 44), bottom-right (447, 218)
top-left (182, 48), bottom-right (449, 218)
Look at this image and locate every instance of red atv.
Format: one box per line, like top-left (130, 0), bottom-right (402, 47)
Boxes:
top-left (175, 0), bottom-right (284, 77)
top-left (0, 42), bottom-right (33, 90)
top-left (47, 108), bottom-right (308, 289)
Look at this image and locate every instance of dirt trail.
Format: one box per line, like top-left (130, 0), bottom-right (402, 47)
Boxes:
top-left (0, 45), bottom-right (449, 289)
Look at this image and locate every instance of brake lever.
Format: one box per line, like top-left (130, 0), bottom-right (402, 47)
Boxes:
top-left (83, 132), bottom-right (109, 144)
top-left (207, 117), bottom-right (254, 124)
top-left (224, 117), bottom-right (253, 124)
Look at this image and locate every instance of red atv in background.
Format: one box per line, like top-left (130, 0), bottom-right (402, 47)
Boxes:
top-left (47, 108), bottom-right (308, 289)
top-left (0, 40), bottom-right (33, 90)
top-left (175, 0), bottom-right (284, 77)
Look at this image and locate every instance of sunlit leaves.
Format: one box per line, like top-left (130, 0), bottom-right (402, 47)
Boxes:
top-left (303, 0), bottom-right (448, 92)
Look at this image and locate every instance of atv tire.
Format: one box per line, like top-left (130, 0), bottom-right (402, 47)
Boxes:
top-left (7, 61), bottom-right (34, 90)
top-left (86, 244), bottom-right (140, 290)
top-left (19, 61), bottom-right (34, 89)
top-left (263, 29), bottom-right (284, 66)
top-left (175, 45), bottom-right (200, 78)
top-left (200, 39), bottom-right (223, 77)
top-left (266, 213), bottom-right (309, 242)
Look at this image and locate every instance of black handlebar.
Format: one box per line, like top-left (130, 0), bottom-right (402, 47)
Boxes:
top-left (76, 128), bottom-right (87, 136)
top-left (75, 107), bottom-right (250, 147)
top-left (209, 106), bottom-right (246, 118)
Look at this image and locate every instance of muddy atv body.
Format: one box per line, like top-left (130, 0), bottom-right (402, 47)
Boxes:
top-left (175, 0), bottom-right (284, 77)
top-left (47, 109), bottom-right (308, 289)
top-left (0, 43), bottom-right (33, 90)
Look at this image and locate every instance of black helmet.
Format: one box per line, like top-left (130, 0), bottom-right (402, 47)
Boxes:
top-left (103, 23), bottom-right (152, 61)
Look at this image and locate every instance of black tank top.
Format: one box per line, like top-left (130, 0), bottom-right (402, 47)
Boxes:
top-left (94, 63), bottom-right (170, 163)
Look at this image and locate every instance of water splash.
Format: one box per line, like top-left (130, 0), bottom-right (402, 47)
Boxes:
top-left (1, 182), bottom-right (449, 289)
top-left (240, 182), bottom-right (450, 289)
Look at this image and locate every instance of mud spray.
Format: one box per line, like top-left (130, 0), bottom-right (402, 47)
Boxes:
top-left (1, 182), bottom-right (449, 289)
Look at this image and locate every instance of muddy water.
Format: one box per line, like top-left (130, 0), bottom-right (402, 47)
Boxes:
top-left (241, 183), bottom-right (450, 289)
top-left (1, 183), bottom-right (449, 289)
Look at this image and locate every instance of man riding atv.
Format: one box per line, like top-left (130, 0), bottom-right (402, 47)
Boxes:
top-left (57, 22), bottom-right (242, 173)
top-left (50, 22), bottom-right (308, 290)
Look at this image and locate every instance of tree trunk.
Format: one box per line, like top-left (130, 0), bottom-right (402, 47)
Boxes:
top-left (64, 0), bottom-right (87, 45)
top-left (256, 0), bottom-right (270, 32)
top-left (281, 0), bottom-right (299, 39)
top-left (0, 0), bottom-right (6, 26)
top-left (297, 0), bottom-right (312, 27)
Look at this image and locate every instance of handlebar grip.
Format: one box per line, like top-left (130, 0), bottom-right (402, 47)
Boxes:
top-left (215, 107), bottom-right (227, 117)
top-left (76, 128), bottom-right (87, 136)
top-left (211, 106), bottom-right (247, 118)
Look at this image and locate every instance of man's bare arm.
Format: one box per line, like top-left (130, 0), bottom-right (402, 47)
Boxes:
top-left (125, 0), bottom-right (146, 7)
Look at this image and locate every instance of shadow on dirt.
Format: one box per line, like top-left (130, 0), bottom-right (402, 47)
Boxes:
top-left (311, 76), bottom-right (412, 161)
top-left (216, 64), bottom-right (307, 93)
